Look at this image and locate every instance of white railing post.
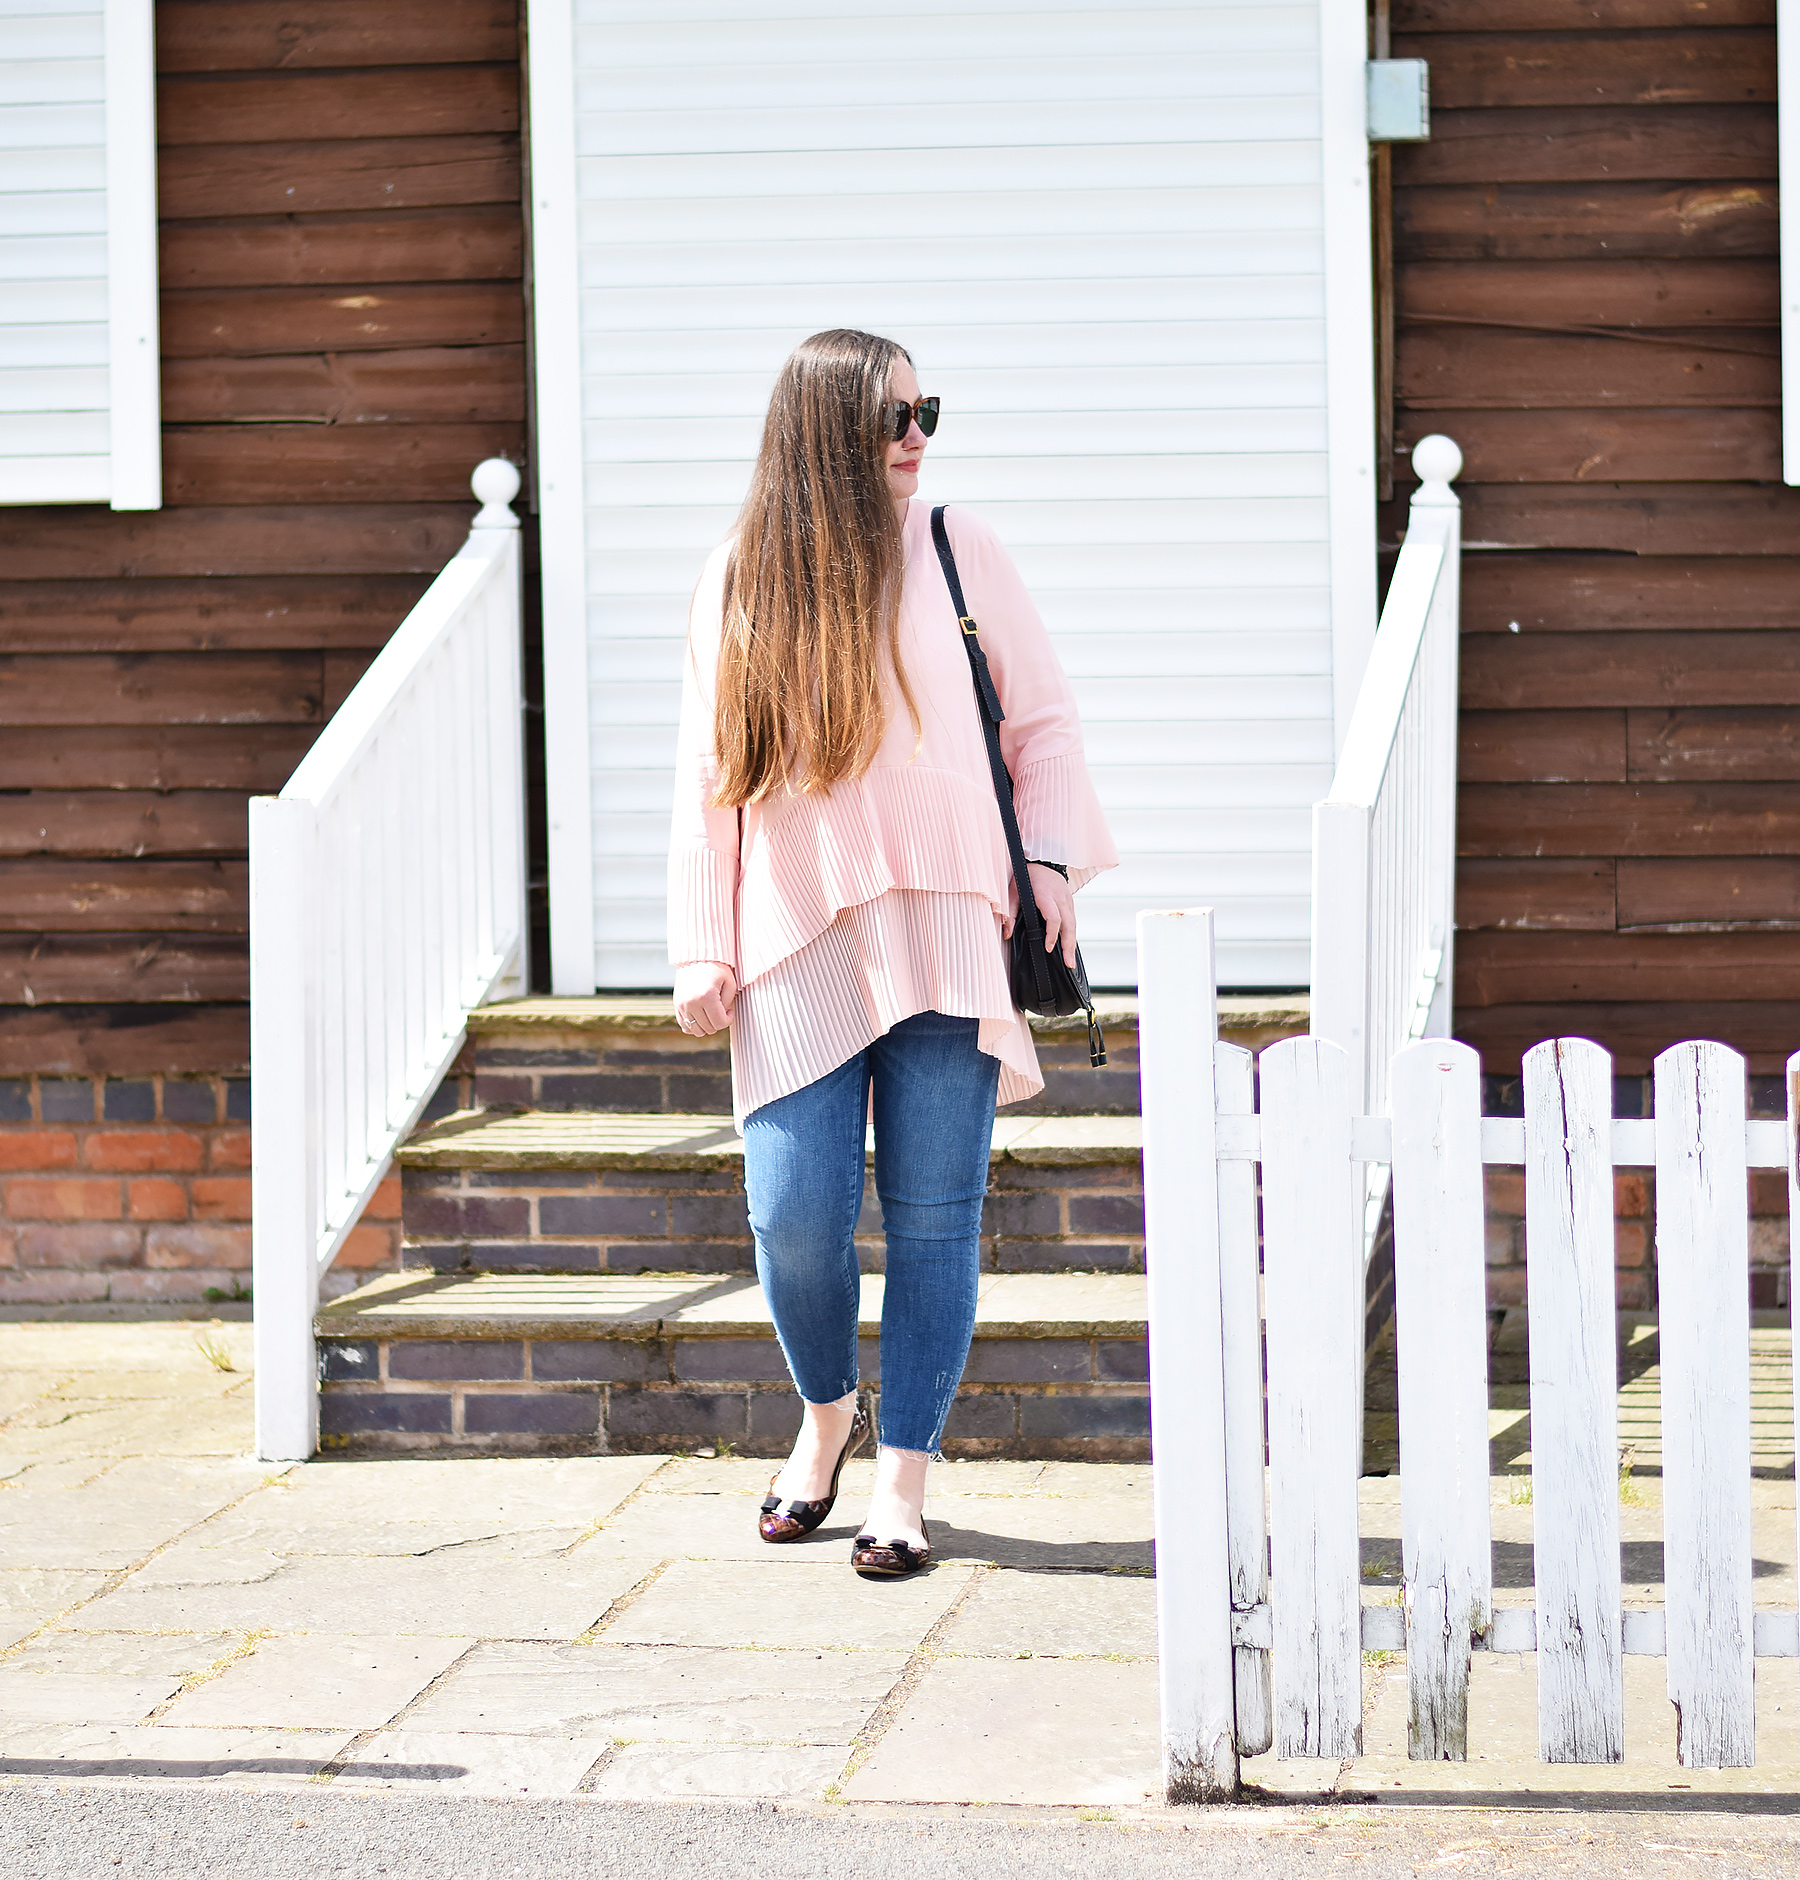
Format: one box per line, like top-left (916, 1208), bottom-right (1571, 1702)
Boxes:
top-left (467, 458), bottom-right (529, 1001)
top-left (251, 458), bottom-right (528, 1460)
top-left (250, 794), bottom-right (320, 1462)
top-left (1412, 435), bottom-right (1463, 1044)
top-left (1311, 431), bottom-right (1462, 1115)
top-left (1137, 907), bottom-right (1237, 1802)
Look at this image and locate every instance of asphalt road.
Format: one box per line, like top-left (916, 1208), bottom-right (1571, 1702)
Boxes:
top-left (5, 1788), bottom-right (1800, 1879)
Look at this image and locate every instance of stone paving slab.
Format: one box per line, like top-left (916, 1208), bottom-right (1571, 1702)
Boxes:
top-left (843, 1656), bottom-right (1160, 1806)
top-left (938, 1567), bottom-right (1157, 1660)
top-left (334, 1728), bottom-right (610, 1797)
top-left (0, 1724), bottom-right (354, 1785)
top-left (586, 1742), bottom-right (849, 1800)
top-left (602, 1557), bottom-right (976, 1652)
top-left (0, 1669), bottom-right (197, 1726)
top-left (918, 1499), bottom-right (1152, 1572)
top-left (399, 1640), bottom-right (908, 1744)
top-left (0, 1394), bottom-right (258, 1461)
top-left (70, 1535), bottom-right (661, 1642)
top-left (161, 1634), bottom-right (473, 1732)
top-left (0, 1569), bottom-right (112, 1651)
top-left (194, 1455), bottom-right (659, 1557)
top-left (0, 1463), bottom-right (271, 1570)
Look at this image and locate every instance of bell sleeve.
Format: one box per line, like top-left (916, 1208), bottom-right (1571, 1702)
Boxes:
top-left (945, 508), bottom-right (1119, 892)
top-left (666, 547), bottom-right (741, 970)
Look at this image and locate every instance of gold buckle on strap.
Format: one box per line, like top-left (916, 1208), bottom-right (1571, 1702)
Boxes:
top-left (960, 615), bottom-right (979, 636)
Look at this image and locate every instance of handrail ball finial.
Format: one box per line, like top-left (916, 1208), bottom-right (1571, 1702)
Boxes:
top-left (1409, 434), bottom-right (1462, 510)
top-left (471, 457), bottom-right (523, 530)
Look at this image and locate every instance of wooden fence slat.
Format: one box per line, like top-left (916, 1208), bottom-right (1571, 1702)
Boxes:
top-left (1137, 909), bottom-right (1237, 1802)
top-left (1260, 1035), bottom-right (1363, 1759)
top-left (1215, 1039), bottom-right (1271, 1757)
top-left (1390, 1038), bottom-right (1493, 1761)
top-left (1655, 1040), bottom-right (1756, 1768)
top-left (1524, 1037), bottom-right (1625, 1764)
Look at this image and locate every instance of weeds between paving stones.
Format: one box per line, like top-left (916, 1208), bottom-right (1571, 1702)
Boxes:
top-left (823, 1560), bottom-right (994, 1802)
top-left (572, 1558), bottom-right (675, 1647)
top-left (145, 1629), bottom-right (271, 1718)
top-left (193, 1327), bottom-right (236, 1373)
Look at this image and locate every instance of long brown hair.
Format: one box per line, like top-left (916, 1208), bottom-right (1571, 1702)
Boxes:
top-left (711, 328), bottom-right (919, 805)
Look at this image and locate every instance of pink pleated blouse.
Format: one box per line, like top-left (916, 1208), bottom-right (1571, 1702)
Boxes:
top-left (668, 497), bottom-right (1118, 1124)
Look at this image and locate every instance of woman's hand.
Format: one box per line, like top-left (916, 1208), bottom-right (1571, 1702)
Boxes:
top-left (1003, 863), bottom-right (1078, 968)
top-left (673, 961), bottom-right (737, 1036)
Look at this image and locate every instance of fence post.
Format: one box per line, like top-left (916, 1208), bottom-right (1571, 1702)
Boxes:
top-left (1137, 907), bottom-right (1237, 1801)
top-left (1215, 1039), bottom-right (1272, 1756)
top-left (251, 794), bottom-right (320, 1462)
top-left (1390, 1037), bottom-right (1491, 1761)
top-left (1656, 1041), bottom-right (1755, 1768)
top-left (1260, 1034), bottom-right (1363, 1758)
top-left (1523, 1037), bottom-right (1624, 1763)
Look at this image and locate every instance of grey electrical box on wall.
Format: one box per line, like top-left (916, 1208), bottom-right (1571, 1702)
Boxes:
top-left (1367, 59), bottom-right (1430, 142)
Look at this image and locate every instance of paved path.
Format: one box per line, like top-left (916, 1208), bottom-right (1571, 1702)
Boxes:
top-left (4, 1311), bottom-right (1800, 1874)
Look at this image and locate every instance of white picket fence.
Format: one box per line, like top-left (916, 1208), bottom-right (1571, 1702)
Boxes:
top-left (1141, 905), bottom-right (1799, 1801)
top-left (250, 461), bottom-right (530, 1462)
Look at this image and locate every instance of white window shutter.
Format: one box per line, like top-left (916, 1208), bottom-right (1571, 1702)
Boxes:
top-left (0, 0), bottom-right (161, 509)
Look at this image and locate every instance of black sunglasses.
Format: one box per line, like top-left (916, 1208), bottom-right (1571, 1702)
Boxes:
top-left (880, 397), bottom-right (940, 441)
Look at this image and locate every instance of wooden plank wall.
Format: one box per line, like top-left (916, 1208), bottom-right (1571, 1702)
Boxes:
top-left (0, 0), bottom-right (528, 1076)
top-left (1391, 0), bottom-right (1800, 1074)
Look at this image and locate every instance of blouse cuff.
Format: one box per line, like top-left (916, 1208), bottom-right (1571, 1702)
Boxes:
top-left (1011, 752), bottom-right (1119, 893)
top-left (667, 848), bottom-right (739, 970)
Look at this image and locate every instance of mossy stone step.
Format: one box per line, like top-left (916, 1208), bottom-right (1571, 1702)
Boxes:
top-left (395, 1112), bottom-right (1147, 1281)
top-left (315, 1269), bottom-right (1150, 1461)
top-left (450, 994), bottom-right (1308, 1121)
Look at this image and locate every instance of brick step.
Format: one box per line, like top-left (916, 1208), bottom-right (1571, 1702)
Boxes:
top-left (447, 993), bottom-right (1309, 1120)
top-left (315, 1268), bottom-right (1148, 1460)
top-left (397, 1109), bottom-right (1145, 1278)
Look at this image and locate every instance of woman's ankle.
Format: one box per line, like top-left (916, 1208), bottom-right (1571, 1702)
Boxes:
top-left (862, 1444), bottom-right (930, 1543)
top-left (772, 1390), bottom-right (859, 1500)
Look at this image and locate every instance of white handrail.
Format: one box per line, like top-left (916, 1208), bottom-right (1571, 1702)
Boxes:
top-left (250, 460), bottom-right (529, 1461)
top-left (1311, 434), bottom-right (1463, 1132)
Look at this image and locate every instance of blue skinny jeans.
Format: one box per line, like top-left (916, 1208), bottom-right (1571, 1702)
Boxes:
top-left (742, 1010), bottom-right (1000, 1454)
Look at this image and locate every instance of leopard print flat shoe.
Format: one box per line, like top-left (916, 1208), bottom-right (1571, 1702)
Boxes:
top-left (851, 1518), bottom-right (931, 1579)
top-left (758, 1395), bottom-right (869, 1543)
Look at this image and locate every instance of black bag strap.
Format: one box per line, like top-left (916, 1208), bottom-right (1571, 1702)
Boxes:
top-left (928, 506), bottom-right (1045, 954)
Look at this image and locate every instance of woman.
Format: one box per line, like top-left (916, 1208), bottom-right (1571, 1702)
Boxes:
top-left (669, 329), bottom-right (1115, 1576)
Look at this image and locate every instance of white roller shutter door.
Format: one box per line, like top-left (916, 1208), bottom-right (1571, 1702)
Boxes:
top-left (538, 0), bottom-right (1346, 990)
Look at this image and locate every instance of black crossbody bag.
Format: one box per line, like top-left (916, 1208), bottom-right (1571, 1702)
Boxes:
top-left (929, 505), bottom-right (1106, 1069)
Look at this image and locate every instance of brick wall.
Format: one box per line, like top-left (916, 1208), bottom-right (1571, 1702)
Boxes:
top-left (0, 1074), bottom-right (399, 1304)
